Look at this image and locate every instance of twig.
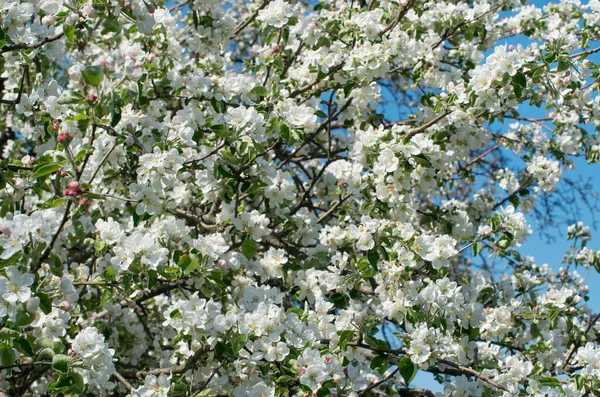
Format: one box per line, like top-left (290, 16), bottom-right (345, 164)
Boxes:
top-left (0, 65), bottom-right (29, 105)
top-left (234, 0), bottom-right (270, 35)
top-left (113, 371), bottom-right (134, 391)
top-left (359, 367), bottom-right (400, 396)
top-left (438, 359), bottom-right (508, 392)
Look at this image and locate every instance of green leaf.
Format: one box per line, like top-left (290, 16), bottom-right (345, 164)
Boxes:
top-left (52, 342), bottom-right (65, 354)
top-left (512, 71), bottom-right (527, 87)
top-left (0, 328), bottom-right (20, 341)
top-left (0, 347), bottom-right (15, 366)
top-left (214, 341), bottom-right (226, 359)
top-left (472, 242), bottom-right (481, 257)
top-left (52, 354), bottom-right (70, 374)
top-left (34, 337), bottom-right (55, 351)
top-left (38, 347), bottom-right (55, 360)
top-left (477, 286), bottom-right (495, 304)
top-left (538, 377), bottom-right (562, 387)
top-left (48, 254), bottom-right (63, 277)
top-left (82, 66), bottom-right (104, 86)
top-left (37, 293), bottom-right (53, 315)
top-left (367, 249), bottom-right (379, 268)
top-left (364, 335), bottom-right (390, 350)
top-left (249, 86), bottom-right (268, 97)
top-left (233, 334), bottom-right (248, 354)
top-left (100, 288), bottom-right (113, 307)
top-left (69, 373), bottom-right (85, 394)
top-left (13, 337), bottom-right (34, 357)
top-left (15, 304), bottom-right (35, 326)
top-left (33, 162), bottom-right (61, 178)
top-left (102, 18), bottom-right (121, 33)
top-left (64, 25), bottom-right (75, 43)
top-left (242, 239), bottom-right (257, 260)
top-left (557, 60), bottom-right (570, 72)
top-left (398, 357), bottom-right (417, 385)
top-left (413, 153), bottom-right (432, 167)
top-left (110, 91), bottom-right (122, 127)
top-left (370, 355), bottom-right (389, 375)
top-left (316, 388), bottom-right (330, 397)
top-left (279, 123), bottom-right (290, 141)
top-left (338, 330), bottom-right (354, 350)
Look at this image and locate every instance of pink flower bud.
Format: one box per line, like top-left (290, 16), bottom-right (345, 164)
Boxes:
top-left (80, 197), bottom-right (89, 206)
top-left (57, 130), bottom-right (73, 144)
top-left (509, 45), bottom-right (515, 51)
top-left (85, 94), bottom-right (98, 104)
top-left (62, 300), bottom-right (73, 312)
top-left (0, 224), bottom-right (10, 235)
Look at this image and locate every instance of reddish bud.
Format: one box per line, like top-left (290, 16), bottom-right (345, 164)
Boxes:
top-left (57, 130), bottom-right (73, 144)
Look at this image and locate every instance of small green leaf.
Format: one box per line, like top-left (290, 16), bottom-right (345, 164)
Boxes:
top-left (338, 330), bottom-right (354, 350)
top-left (69, 373), bottom-right (85, 394)
top-left (64, 25), bottom-right (75, 43)
top-left (52, 354), bottom-right (70, 374)
top-left (102, 18), bottom-right (121, 33)
top-left (215, 341), bottom-right (226, 359)
top-left (33, 162), bottom-right (61, 178)
top-left (280, 123), bottom-right (290, 141)
top-left (249, 86), bottom-right (268, 97)
top-left (242, 239), bottom-right (257, 260)
top-left (370, 355), bottom-right (389, 375)
top-left (512, 71), bottom-right (527, 88)
top-left (538, 377), bottom-right (562, 387)
top-left (37, 293), bottom-right (53, 315)
top-left (233, 334), bottom-right (248, 354)
top-left (472, 242), bottom-right (481, 257)
top-left (13, 337), bottom-right (34, 357)
top-left (316, 388), bottom-right (330, 397)
top-left (38, 347), bottom-right (55, 360)
top-left (398, 357), bottom-right (417, 385)
top-left (0, 347), bottom-right (16, 366)
top-left (82, 65), bottom-right (104, 86)
top-left (557, 60), bottom-right (570, 72)
top-left (35, 337), bottom-right (55, 351)
top-left (15, 304), bottom-right (35, 326)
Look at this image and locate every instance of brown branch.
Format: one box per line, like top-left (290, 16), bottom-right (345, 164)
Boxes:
top-left (1, 22), bottom-right (84, 54)
top-left (0, 65), bottom-right (29, 105)
top-left (234, 0), bottom-right (270, 35)
top-left (359, 367), bottom-right (400, 396)
top-left (379, 0), bottom-right (416, 37)
top-left (113, 371), bottom-right (134, 391)
top-left (438, 359), bottom-right (508, 392)
top-left (33, 200), bottom-right (73, 273)
top-left (121, 345), bottom-right (210, 378)
top-left (404, 110), bottom-right (450, 140)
